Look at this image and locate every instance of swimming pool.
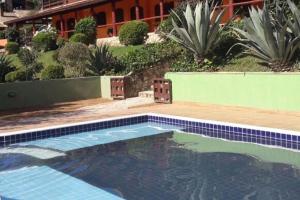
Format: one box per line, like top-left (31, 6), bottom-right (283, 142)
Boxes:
top-left (1, 114), bottom-right (300, 199)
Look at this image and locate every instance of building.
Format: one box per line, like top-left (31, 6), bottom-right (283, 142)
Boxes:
top-left (0, 0), bottom-right (36, 29)
top-left (4, 0), bottom-right (263, 39)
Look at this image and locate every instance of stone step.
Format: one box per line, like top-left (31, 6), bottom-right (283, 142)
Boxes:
top-left (138, 91), bottom-right (154, 98)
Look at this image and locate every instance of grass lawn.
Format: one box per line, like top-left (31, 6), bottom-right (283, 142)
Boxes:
top-left (221, 55), bottom-right (271, 72)
top-left (8, 51), bottom-right (58, 69)
top-left (109, 45), bottom-right (143, 57)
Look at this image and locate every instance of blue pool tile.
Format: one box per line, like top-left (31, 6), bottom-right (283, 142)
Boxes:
top-left (282, 134), bottom-right (286, 140)
top-left (292, 142), bottom-right (298, 150)
top-left (276, 133), bottom-right (281, 140)
top-left (292, 135), bottom-right (297, 142)
top-left (271, 132), bottom-right (276, 139)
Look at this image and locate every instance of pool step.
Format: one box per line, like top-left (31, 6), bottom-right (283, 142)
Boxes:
top-left (138, 91), bottom-right (154, 98)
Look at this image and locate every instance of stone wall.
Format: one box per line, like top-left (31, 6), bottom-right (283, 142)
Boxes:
top-left (127, 62), bottom-right (170, 97)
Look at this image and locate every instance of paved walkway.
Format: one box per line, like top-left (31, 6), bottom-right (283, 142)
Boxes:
top-left (1, 98), bottom-right (300, 134)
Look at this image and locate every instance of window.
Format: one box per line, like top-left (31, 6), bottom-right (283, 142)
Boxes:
top-left (154, 5), bottom-right (160, 17)
top-left (96, 12), bottom-right (107, 26)
top-left (130, 6), bottom-right (144, 20)
top-left (154, 2), bottom-right (174, 20)
top-left (163, 2), bottom-right (174, 15)
top-left (116, 9), bottom-right (124, 23)
top-left (67, 18), bottom-right (75, 30)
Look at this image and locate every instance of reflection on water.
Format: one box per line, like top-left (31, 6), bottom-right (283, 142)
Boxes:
top-left (1, 132), bottom-right (300, 200)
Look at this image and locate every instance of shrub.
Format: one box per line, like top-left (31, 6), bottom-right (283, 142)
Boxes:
top-left (89, 45), bottom-right (122, 75)
top-left (0, 31), bottom-right (6, 39)
top-left (0, 55), bottom-right (14, 82)
top-left (171, 49), bottom-right (217, 72)
top-left (157, 18), bottom-right (173, 38)
top-left (19, 25), bottom-right (34, 46)
top-left (69, 33), bottom-right (89, 45)
top-left (120, 41), bottom-right (182, 73)
top-left (32, 32), bottom-right (57, 52)
top-left (5, 42), bottom-right (19, 54)
top-left (6, 27), bottom-right (20, 42)
top-left (58, 42), bottom-right (91, 77)
top-left (17, 48), bottom-right (43, 79)
top-left (119, 21), bottom-right (149, 45)
top-left (18, 48), bottom-right (39, 66)
top-left (75, 17), bottom-right (96, 44)
top-left (41, 65), bottom-right (65, 80)
top-left (52, 50), bottom-right (60, 62)
top-left (215, 19), bottom-right (245, 59)
top-left (56, 36), bottom-right (67, 48)
top-left (5, 70), bottom-right (27, 82)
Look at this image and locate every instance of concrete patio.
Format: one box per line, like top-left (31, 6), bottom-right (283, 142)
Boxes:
top-left (1, 98), bottom-right (300, 134)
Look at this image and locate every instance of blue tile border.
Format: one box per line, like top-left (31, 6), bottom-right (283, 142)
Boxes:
top-left (0, 115), bottom-right (148, 148)
top-left (147, 115), bottom-right (300, 151)
top-left (0, 114), bottom-right (299, 151)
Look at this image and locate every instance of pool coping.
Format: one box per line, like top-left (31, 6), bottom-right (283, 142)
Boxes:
top-left (1, 113), bottom-right (300, 151)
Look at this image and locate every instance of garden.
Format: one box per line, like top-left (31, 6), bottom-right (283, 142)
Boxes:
top-left (1, 0), bottom-right (300, 84)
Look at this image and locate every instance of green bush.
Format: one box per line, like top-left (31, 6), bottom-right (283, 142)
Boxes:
top-left (119, 21), bottom-right (149, 45)
top-left (5, 42), bottom-right (19, 54)
top-left (215, 19), bottom-right (245, 59)
top-left (18, 48), bottom-right (39, 66)
top-left (52, 50), bottom-right (60, 62)
top-left (69, 33), bottom-right (89, 45)
top-left (171, 49), bottom-right (217, 72)
top-left (5, 70), bottom-right (27, 82)
top-left (157, 18), bottom-right (173, 38)
top-left (41, 65), bottom-right (65, 80)
top-left (58, 42), bottom-right (91, 77)
top-left (32, 32), bottom-right (57, 52)
top-left (0, 55), bottom-right (14, 82)
top-left (6, 27), bottom-right (20, 42)
top-left (0, 31), bottom-right (6, 39)
top-left (56, 36), bottom-right (67, 48)
top-left (120, 41), bottom-right (182, 73)
top-left (75, 17), bottom-right (96, 44)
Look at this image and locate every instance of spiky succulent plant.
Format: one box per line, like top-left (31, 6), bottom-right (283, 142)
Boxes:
top-left (168, 1), bottom-right (226, 65)
top-left (287, 0), bottom-right (300, 36)
top-left (232, 5), bottom-right (300, 72)
top-left (0, 55), bottom-right (13, 82)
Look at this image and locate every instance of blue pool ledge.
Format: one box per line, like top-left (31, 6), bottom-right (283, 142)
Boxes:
top-left (1, 113), bottom-right (300, 151)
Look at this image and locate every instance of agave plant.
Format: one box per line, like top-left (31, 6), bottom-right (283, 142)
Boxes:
top-left (286, 0), bottom-right (300, 36)
top-left (168, 1), bottom-right (226, 65)
top-left (89, 44), bottom-right (116, 75)
top-left (0, 55), bottom-right (13, 82)
top-left (232, 5), bottom-right (300, 72)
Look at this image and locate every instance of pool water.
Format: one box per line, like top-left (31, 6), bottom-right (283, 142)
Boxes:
top-left (1, 123), bottom-right (300, 200)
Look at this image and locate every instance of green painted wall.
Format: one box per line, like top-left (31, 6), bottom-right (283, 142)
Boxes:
top-left (0, 77), bottom-right (101, 110)
top-left (165, 72), bottom-right (300, 112)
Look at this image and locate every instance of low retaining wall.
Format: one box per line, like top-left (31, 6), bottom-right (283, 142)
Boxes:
top-left (0, 77), bottom-right (101, 111)
top-left (165, 72), bottom-right (300, 112)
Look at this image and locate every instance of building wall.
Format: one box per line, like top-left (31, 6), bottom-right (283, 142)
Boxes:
top-left (52, 0), bottom-right (176, 39)
top-left (165, 72), bottom-right (300, 112)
